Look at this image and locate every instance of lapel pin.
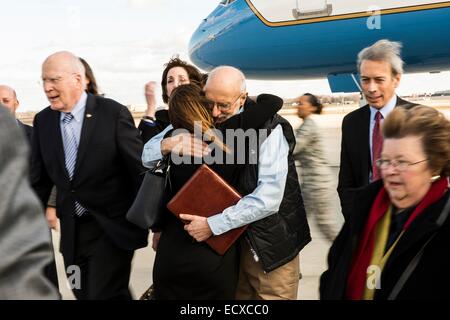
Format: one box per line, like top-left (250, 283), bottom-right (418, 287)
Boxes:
top-left (86, 113), bottom-right (92, 118)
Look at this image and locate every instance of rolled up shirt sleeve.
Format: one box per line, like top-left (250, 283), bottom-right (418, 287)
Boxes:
top-left (208, 125), bottom-right (289, 235)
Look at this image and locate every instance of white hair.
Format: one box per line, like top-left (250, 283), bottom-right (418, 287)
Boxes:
top-left (357, 39), bottom-right (404, 75)
top-left (44, 51), bottom-right (86, 87)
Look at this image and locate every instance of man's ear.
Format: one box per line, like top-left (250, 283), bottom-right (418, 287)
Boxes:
top-left (74, 73), bottom-right (83, 88)
top-left (393, 73), bottom-right (401, 89)
top-left (240, 92), bottom-right (248, 105)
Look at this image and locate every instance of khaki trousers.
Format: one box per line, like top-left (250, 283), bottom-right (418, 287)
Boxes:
top-left (235, 240), bottom-right (300, 300)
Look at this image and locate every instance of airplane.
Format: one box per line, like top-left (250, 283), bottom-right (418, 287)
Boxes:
top-left (188, 0), bottom-right (450, 92)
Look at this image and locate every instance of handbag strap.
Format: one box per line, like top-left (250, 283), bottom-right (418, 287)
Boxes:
top-left (388, 193), bottom-right (450, 300)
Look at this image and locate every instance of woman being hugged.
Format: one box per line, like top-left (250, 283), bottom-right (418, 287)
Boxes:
top-left (152, 83), bottom-right (283, 300)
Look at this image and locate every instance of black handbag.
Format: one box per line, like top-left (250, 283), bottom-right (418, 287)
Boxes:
top-left (126, 157), bottom-right (171, 230)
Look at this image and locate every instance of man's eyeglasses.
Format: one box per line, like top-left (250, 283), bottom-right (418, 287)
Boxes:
top-left (41, 76), bottom-right (65, 85)
top-left (41, 72), bottom-right (78, 86)
top-left (207, 93), bottom-right (243, 111)
top-left (375, 158), bottom-right (428, 171)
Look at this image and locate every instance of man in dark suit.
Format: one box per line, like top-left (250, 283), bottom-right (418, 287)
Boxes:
top-left (31, 51), bottom-right (148, 300)
top-left (338, 40), bottom-right (417, 220)
top-left (0, 85), bottom-right (33, 144)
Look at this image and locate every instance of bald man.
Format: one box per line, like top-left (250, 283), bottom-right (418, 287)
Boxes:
top-left (31, 51), bottom-right (148, 300)
top-left (0, 85), bottom-right (33, 144)
top-left (142, 66), bottom-right (310, 300)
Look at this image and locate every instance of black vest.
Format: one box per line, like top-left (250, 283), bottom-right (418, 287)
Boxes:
top-left (236, 114), bottom-right (311, 272)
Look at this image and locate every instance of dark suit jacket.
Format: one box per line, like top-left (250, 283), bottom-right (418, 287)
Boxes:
top-left (337, 97), bottom-right (417, 220)
top-left (320, 180), bottom-right (450, 300)
top-left (17, 120), bottom-right (33, 146)
top-left (138, 109), bottom-right (170, 143)
top-left (31, 94), bottom-right (148, 264)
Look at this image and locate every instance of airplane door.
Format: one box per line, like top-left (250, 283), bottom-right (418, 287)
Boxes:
top-left (292, 0), bottom-right (333, 19)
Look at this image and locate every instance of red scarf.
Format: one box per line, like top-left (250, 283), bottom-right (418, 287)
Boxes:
top-left (346, 177), bottom-right (448, 300)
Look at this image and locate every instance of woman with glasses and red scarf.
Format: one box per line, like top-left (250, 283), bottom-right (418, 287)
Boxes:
top-left (320, 105), bottom-right (450, 300)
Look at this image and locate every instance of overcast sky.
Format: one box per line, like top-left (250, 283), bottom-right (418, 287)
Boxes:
top-left (1, 0), bottom-right (449, 111)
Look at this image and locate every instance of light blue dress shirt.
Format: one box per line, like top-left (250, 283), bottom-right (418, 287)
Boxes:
top-left (141, 124), bottom-right (289, 236)
top-left (60, 91), bottom-right (88, 149)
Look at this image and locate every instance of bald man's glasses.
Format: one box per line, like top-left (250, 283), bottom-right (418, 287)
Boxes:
top-left (208, 93), bottom-right (243, 111)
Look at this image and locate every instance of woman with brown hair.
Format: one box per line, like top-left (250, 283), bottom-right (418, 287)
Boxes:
top-left (138, 57), bottom-right (204, 143)
top-left (152, 83), bottom-right (283, 300)
top-left (321, 105), bottom-right (450, 300)
top-left (79, 57), bottom-right (101, 96)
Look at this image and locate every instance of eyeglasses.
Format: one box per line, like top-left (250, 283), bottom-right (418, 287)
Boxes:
top-left (41, 76), bottom-right (65, 85)
top-left (40, 72), bottom-right (78, 86)
top-left (207, 93), bottom-right (243, 111)
top-left (375, 158), bottom-right (428, 171)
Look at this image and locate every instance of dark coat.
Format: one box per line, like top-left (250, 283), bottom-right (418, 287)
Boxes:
top-left (321, 180), bottom-right (450, 300)
top-left (31, 94), bottom-right (149, 264)
top-left (337, 97), bottom-right (417, 220)
top-left (17, 120), bottom-right (33, 146)
top-left (138, 109), bottom-right (170, 143)
top-left (237, 100), bottom-right (311, 272)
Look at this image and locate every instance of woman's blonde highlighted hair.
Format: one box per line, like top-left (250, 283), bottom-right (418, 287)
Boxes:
top-left (382, 105), bottom-right (450, 176)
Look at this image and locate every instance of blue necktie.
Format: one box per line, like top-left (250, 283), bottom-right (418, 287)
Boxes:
top-left (62, 113), bottom-right (87, 217)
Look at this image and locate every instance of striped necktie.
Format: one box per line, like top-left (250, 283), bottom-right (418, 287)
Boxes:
top-left (62, 113), bottom-right (87, 217)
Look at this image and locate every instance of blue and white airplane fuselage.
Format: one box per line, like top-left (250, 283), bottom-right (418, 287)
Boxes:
top-left (189, 0), bottom-right (450, 91)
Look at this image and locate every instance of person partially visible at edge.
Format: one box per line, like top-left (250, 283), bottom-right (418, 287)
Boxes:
top-left (142, 66), bottom-right (311, 300)
top-left (0, 85), bottom-right (33, 144)
top-left (138, 57), bottom-right (204, 144)
top-left (321, 105), bottom-right (450, 300)
top-left (338, 39), bottom-right (417, 220)
top-left (0, 105), bottom-right (59, 299)
top-left (293, 93), bottom-right (339, 242)
top-left (0, 85), bottom-right (60, 292)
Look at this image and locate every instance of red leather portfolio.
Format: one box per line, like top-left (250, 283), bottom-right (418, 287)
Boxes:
top-left (167, 164), bottom-right (247, 255)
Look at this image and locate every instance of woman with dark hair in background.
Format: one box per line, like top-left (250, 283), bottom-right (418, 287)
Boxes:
top-left (79, 57), bottom-right (101, 96)
top-left (138, 57), bottom-right (204, 143)
top-left (293, 93), bottom-right (339, 242)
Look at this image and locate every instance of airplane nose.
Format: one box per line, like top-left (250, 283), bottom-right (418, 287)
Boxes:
top-left (189, 1), bottom-right (251, 72)
top-left (188, 23), bottom-right (211, 70)
top-left (189, 3), bottom-right (236, 71)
